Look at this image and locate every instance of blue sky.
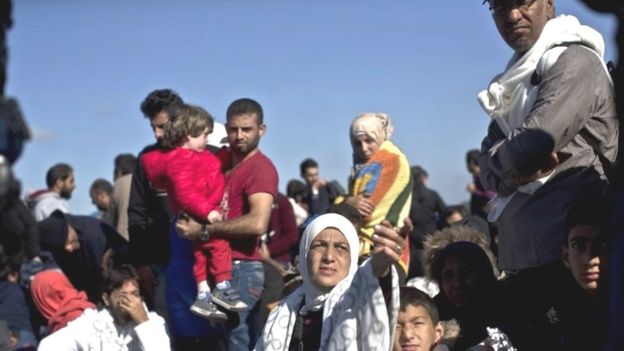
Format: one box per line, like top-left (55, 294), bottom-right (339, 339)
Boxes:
top-left (8, 0), bottom-right (617, 215)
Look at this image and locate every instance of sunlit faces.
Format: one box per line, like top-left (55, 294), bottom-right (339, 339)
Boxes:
top-left (440, 254), bottom-right (478, 307)
top-left (184, 127), bottom-right (210, 152)
top-left (64, 225), bottom-right (80, 253)
top-left (563, 225), bottom-right (607, 293)
top-left (394, 305), bottom-right (444, 351)
top-left (492, 0), bottom-right (554, 55)
top-left (352, 134), bottom-right (380, 162)
top-left (307, 228), bottom-right (351, 292)
top-left (226, 113), bottom-right (265, 156)
top-left (150, 111), bottom-right (168, 143)
top-left (103, 280), bottom-right (142, 325)
top-left (59, 173), bottom-right (75, 200)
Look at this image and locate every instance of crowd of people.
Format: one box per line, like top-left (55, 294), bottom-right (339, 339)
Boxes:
top-left (0, 0), bottom-right (623, 350)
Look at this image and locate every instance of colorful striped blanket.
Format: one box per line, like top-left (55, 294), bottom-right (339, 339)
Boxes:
top-left (349, 140), bottom-right (412, 273)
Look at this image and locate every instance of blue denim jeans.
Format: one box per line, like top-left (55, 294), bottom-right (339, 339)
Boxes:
top-left (228, 260), bottom-right (264, 351)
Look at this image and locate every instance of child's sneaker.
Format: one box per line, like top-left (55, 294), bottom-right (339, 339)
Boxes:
top-left (211, 288), bottom-right (248, 311)
top-left (190, 299), bottom-right (228, 323)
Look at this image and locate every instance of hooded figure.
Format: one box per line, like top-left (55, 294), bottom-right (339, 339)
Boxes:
top-left (256, 213), bottom-right (400, 351)
top-left (424, 225), bottom-right (513, 350)
top-left (37, 210), bottom-right (129, 302)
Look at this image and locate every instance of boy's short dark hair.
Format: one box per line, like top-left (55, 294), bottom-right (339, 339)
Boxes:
top-left (102, 264), bottom-right (143, 296)
top-left (140, 89), bottom-right (184, 119)
top-left (46, 163), bottom-right (73, 188)
top-left (226, 98), bottom-right (263, 124)
top-left (300, 158), bottom-right (318, 176)
top-left (564, 198), bottom-right (610, 241)
top-left (400, 286), bottom-right (440, 324)
top-left (114, 154), bottom-right (136, 176)
top-left (90, 178), bottom-right (113, 195)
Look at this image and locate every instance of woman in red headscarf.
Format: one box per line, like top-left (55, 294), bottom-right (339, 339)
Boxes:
top-left (30, 270), bottom-right (96, 334)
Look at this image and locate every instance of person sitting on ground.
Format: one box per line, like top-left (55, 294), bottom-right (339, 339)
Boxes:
top-left (256, 213), bottom-right (408, 350)
top-left (30, 270), bottom-right (96, 335)
top-left (558, 199), bottom-right (610, 351)
top-left (393, 286), bottom-right (446, 351)
top-left (140, 103), bottom-right (245, 322)
top-left (424, 225), bottom-right (513, 350)
top-left (38, 264), bottom-right (170, 351)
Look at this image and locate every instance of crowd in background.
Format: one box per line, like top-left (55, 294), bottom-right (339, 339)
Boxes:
top-left (0, 0), bottom-right (623, 350)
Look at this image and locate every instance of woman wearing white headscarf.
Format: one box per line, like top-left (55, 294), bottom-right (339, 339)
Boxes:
top-left (256, 213), bottom-right (406, 351)
top-left (341, 113), bottom-right (412, 274)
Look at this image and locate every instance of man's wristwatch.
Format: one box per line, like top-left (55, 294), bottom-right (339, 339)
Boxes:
top-left (199, 224), bottom-right (210, 242)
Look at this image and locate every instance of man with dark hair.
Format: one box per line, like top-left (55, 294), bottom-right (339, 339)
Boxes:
top-left (557, 198), bottom-right (610, 351)
top-left (89, 178), bottom-right (113, 223)
top-left (38, 264), bottom-right (170, 350)
top-left (177, 97), bottom-right (278, 350)
top-left (299, 158), bottom-right (344, 216)
top-left (112, 153), bottom-right (136, 241)
top-left (225, 97), bottom-right (264, 124)
top-left (26, 162), bottom-right (75, 221)
top-left (128, 89), bottom-right (183, 321)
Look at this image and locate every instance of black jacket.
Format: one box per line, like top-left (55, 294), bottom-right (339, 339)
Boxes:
top-left (128, 144), bottom-right (173, 266)
top-left (0, 200), bottom-right (39, 269)
top-left (409, 185), bottom-right (446, 248)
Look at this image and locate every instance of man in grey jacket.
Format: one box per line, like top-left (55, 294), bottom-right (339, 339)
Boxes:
top-left (478, 0), bottom-right (618, 349)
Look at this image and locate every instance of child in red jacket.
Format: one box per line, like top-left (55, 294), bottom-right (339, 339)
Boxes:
top-left (141, 104), bottom-right (246, 322)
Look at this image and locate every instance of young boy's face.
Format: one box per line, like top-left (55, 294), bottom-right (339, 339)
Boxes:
top-left (394, 304), bottom-right (443, 351)
top-left (562, 225), bottom-right (607, 293)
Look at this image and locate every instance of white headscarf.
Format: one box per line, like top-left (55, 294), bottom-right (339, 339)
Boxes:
top-left (298, 213), bottom-right (360, 314)
top-left (257, 213), bottom-right (399, 351)
top-left (256, 214), bottom-right (364, 351)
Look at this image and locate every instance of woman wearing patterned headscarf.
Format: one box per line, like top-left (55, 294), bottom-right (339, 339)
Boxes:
top-left (341, 113), bottom-right (412, 276)
top-left (256, 213), bottom-right (405, 351)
